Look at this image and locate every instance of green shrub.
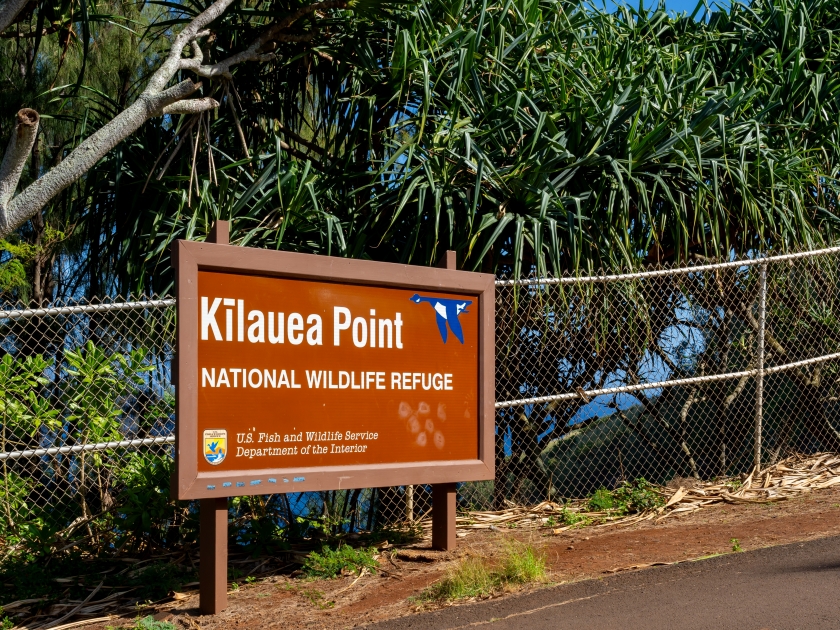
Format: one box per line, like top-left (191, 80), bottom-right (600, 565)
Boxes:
top-left (588, 479), bottom-right (664, 514)
top-left (237, 514), bottom-right (289, 557)
top-left (134, 618), bottom-right (177, 630)
top-left (1, 606), bottom-right (14, 630)
top-left (295, 513), bottom-right (349, 538)
top-left (588, 488), bottom-right (614, 511)
top-left (612, 478), bottom-right (665, 513)
top-left (117, 453), bottom-right (188, 550)
top-left (1, 344), bottom-right (169, 559)
top-left (560, 507), bottom-right (590, 527)
top-left (302, 543), bottom-right (379, 578)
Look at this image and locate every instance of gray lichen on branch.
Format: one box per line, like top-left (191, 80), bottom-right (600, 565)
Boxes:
top-left (163, 98), bottom-right (221, 116)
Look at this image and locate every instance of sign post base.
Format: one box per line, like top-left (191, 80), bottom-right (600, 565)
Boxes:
top-left (199, 497), bottom-right (228, 614)
top-left (431, 482), bottom-right (457, 550)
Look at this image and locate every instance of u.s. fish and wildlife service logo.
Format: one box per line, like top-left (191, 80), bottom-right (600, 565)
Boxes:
top-left (410, 294), bottom-right (472, 344)
top-left (203, 429), bottom-right (227, 465)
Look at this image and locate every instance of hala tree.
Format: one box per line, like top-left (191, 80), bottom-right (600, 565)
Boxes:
top-left (73, 0), bottom-right (840, 299)
top-left (3, 0), bottom-right (840, 298)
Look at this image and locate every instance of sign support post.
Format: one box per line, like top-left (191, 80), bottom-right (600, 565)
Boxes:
top-left (431, 482), bottom-right (457, 550)
top-left (199, 497), bottom-right (228, 614)
top-left (432, 250), bottom-right (458, 551)
top-left (199, 221), bottom-right (230, 615)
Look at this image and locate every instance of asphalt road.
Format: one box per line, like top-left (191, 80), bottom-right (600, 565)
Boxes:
top-left (367, 535), bottom-right (840, 630)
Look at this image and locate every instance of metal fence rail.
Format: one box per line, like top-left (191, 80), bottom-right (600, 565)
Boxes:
top-left (2, 248), bottom-right (840, 546)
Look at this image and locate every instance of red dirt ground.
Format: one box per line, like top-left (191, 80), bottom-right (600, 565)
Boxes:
top-left (98, 487), bottom-right (840, 629)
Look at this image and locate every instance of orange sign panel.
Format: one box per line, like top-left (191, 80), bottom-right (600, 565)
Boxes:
top-left (196, 271), bottom-right (479, 471)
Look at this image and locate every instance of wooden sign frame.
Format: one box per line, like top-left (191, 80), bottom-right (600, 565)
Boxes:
top-left (172, 239), bottom-right (495, 501)
top-left (172, 226), bottom-right (495, 614)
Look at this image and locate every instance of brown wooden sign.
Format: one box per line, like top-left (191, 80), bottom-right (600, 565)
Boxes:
top-left (173, 239), bottom-right (495, 501)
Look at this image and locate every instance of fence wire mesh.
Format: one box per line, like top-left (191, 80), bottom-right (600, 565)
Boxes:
top-left (2, 247), bottom-right (840, 552)
top-left (485, 246), bottom-right (840, 510)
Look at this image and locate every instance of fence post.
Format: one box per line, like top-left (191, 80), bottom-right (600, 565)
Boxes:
top-left (200, 221), bottom-right (230, 615)
top-left (405, 484), bottom-right (414, 522)
top-left (432, 250), bottom-right (458, 551)
top-left (755, 260), bottom-right (768, 472)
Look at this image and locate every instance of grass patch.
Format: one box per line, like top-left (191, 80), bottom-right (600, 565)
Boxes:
top-left (106, 616), bottom-right (177, 630)
top-left (424, 543), bottom-right (547, 601)
top-left (282, 584), bottom-right (335, 609)
top-left (498, 543), bottom-right (547, 585)
top-left (425, 556), bottom-right (496, 600)
top-left (731, 538), bottom-right (743, 552)
top-left (302, 543), bottom-right (379, 579)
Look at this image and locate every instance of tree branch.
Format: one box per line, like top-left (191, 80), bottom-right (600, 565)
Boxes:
top-left (163, 98), bottom-right (220, 115)
top-left (0, 108), bottom-right (39, 225)
top-left (183, 0), bottom-right (346, 79)
top-left (143, 0), bottom-right (239, 95)
top-left (0, 0), bottom-right (31, 35)
top-left (0, 0), bottom-right (230, 239)
top-left (261, 0), bottom-right (348, 42)
top-left (0, 0), bottom-right (345, 238)
top-left (186, 49), bottom-right (276, 79)
top-left (0, 20), bottom-right (71, 38)
top-left (3, 82), bottom-right (199, 234)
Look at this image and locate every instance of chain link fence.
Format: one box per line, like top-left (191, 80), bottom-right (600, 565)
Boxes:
top-left (2, 247), bottom-right (840, 552)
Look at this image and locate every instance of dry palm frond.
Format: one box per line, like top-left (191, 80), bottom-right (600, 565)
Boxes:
top-left (654, 453), bottom-right (840, 521)
top-left (411, 453), bottom-right (840, 535)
